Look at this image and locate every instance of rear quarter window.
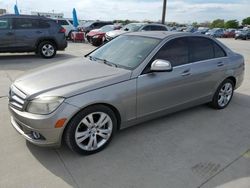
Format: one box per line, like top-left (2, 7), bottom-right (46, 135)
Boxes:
top-left (213, 42), bottom-right (226, 58)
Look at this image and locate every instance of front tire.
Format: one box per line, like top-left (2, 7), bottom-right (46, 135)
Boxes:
top-left (210, 79), bottom-right (234, 109)
top-left (64, 105), bottom-right (117, 155)
top-left (38, 41), bottom-right (57, 59)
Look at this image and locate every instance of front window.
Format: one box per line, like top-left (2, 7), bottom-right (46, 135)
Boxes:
top-left (89, 35), bottom-right (160, 69)
top-left (0, 18), bottom-right (10, 30)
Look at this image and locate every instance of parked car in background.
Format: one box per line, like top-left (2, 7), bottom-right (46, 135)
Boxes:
top-left (105, 23), bottom-right (145, 41)
top-left (55, 18), bottom-right (74, 39)
top-left (184, 26), bottom-right (197, 33)
top-left (223, 29), bottom-right (236, 38)
top-left (0, 14), bottom-right (67, 58)
top-left (176, 27), bottom-right (186, 32)
top-left (205, 28), bottom-right (225, 37)
top-left (105, 23), bottom-right (168, 41)
top-left (194, 27), bottom-right (209, 34)
top-left (86, 25), bottom-right (122, 46)
top-left (235, 29), bottom-right (250, 40)
top-left (9, 32), bottom-right (244, 155)
top-left (80, 21), bottom-right (113, 34)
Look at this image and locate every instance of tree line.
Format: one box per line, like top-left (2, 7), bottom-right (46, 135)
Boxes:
top-left (113, 17), bottom-right (250, 29)
top-left (192, 17), bottom-right (250, 29)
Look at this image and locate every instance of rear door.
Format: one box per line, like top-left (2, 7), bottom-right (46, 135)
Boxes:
top-left (188, 37), bottom-right (228, 99)
top-left (0, 18), bottom-right (15, 50)
top-left (13, 18), bottom-right (46, 50)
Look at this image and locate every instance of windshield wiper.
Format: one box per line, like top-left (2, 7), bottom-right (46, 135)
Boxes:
top-left (89, 56), bottom-right (117, 67)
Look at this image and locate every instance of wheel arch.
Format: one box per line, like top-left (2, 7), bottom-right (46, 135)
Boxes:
top-left (226, 76), bottom-right (236, 87)
top-left (62, 103), bottom-right (122, 143)
top-left (36, 38), bottom-right (58, 50)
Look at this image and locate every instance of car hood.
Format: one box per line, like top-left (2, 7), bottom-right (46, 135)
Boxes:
top-left (106, 30), bottom-right (127, 38)
top-left (14, 58), bottom-right (131, 99)
top-left (87, 31), bottom-right (105, 37)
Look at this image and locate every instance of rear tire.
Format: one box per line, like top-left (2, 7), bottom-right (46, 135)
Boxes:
top-left (209, 79), bottom-right (234, 109)
top-left (38, 41), bottom-right (57, 59)
top-left (64, 105), bottom-right (117, 155)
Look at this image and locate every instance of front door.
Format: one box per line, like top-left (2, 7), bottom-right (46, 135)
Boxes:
top-left (137, 37), bottom-right (196, 118)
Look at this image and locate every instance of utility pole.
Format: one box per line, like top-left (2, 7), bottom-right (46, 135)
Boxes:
top-left (162, 0), bottom-right (167, 24)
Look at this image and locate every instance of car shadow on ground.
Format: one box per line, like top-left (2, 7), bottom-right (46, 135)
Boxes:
top-left (26, 92), bottom-right (250, 188)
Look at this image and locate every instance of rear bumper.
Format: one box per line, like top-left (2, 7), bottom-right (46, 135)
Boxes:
top-left (57, 40), bottom-right (68, 51)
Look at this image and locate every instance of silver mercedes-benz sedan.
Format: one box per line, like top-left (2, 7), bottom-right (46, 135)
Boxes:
top-left (9, 31), bottom-right (244, 155)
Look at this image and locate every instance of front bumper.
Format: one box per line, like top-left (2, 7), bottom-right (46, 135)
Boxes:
top-left (9, 102), bottom-right (79, 147)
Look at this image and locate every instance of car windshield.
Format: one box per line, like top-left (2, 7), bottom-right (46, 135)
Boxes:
top-left (89, 35), bottom-right (160, 69)
top-left (99, 25), bottom-right (114, 32)
top-left (83, 22), bottom-right (94, 27)
top-left (122, 23), bottom-right (144, 32)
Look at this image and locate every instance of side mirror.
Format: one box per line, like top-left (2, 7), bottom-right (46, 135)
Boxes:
top-left (150, 59), bottom-right (172, 72)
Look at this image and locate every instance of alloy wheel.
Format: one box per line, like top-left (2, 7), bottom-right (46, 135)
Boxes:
top-left (74, 112), bottom-right (113, 151)
top-left (218, 82), bottom-right (233, 107)
top-left (42, 44), bottom-right (55, 57)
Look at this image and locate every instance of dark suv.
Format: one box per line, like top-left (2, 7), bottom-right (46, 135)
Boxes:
top-left (0, 15), bottom-right (67, 58)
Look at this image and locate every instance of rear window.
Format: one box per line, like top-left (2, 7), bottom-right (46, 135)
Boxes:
top-left (188, 37), bottom-right (226, 62)
top-left (189, 37), bottom-right (215, 62)
top-left (13, 18), bottom-right (39, 29)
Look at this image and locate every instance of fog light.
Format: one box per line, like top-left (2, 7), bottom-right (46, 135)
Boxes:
top-left (32, 131), bottom-right (41, 139)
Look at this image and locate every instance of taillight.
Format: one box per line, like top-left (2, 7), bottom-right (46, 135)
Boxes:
top-left (59, 27), bottom-right (66, 33)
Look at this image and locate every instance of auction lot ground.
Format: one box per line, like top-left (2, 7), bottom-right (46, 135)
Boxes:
top-left (0, 39), bottom-right (250, 188)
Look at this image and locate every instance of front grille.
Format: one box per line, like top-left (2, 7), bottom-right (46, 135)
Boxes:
top-left (9, 86), bottom-right (27, 110)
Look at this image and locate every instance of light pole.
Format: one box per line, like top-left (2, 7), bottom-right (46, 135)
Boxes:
top-left (162, 0), bottom-right (167, 24)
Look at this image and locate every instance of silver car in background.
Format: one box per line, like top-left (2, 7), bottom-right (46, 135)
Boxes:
top-left (9, 32), bottom-right (244, 155)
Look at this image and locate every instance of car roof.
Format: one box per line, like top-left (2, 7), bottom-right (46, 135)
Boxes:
top-left (124, 31), bottom-right (214, 40)
top-left (0, 14), bottom-right (51, 20)
top-left (144, 23), bottom-right (167, 27)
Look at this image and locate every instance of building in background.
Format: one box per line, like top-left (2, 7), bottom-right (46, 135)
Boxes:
top-left (31, 11), bottom-right (64, 19)
top-left (0, 9), bottom-right (7, 15)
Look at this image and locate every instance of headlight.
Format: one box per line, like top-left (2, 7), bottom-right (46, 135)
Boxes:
top-left (26, 96), bottom-right (64, 115)
top-left (93, 35), bottom-right (100, 39)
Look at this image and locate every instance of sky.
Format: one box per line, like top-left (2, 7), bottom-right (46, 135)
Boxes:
top-left (0, 0), bottom-right (249, 23)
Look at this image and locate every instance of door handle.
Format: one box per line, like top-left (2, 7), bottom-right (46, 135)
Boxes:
top-left (36, 31), bottom-right (43, 34)
top-left (217, 62), bottom-right (224, 67)
top-left (181, 69), bottom-right (191, 76)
